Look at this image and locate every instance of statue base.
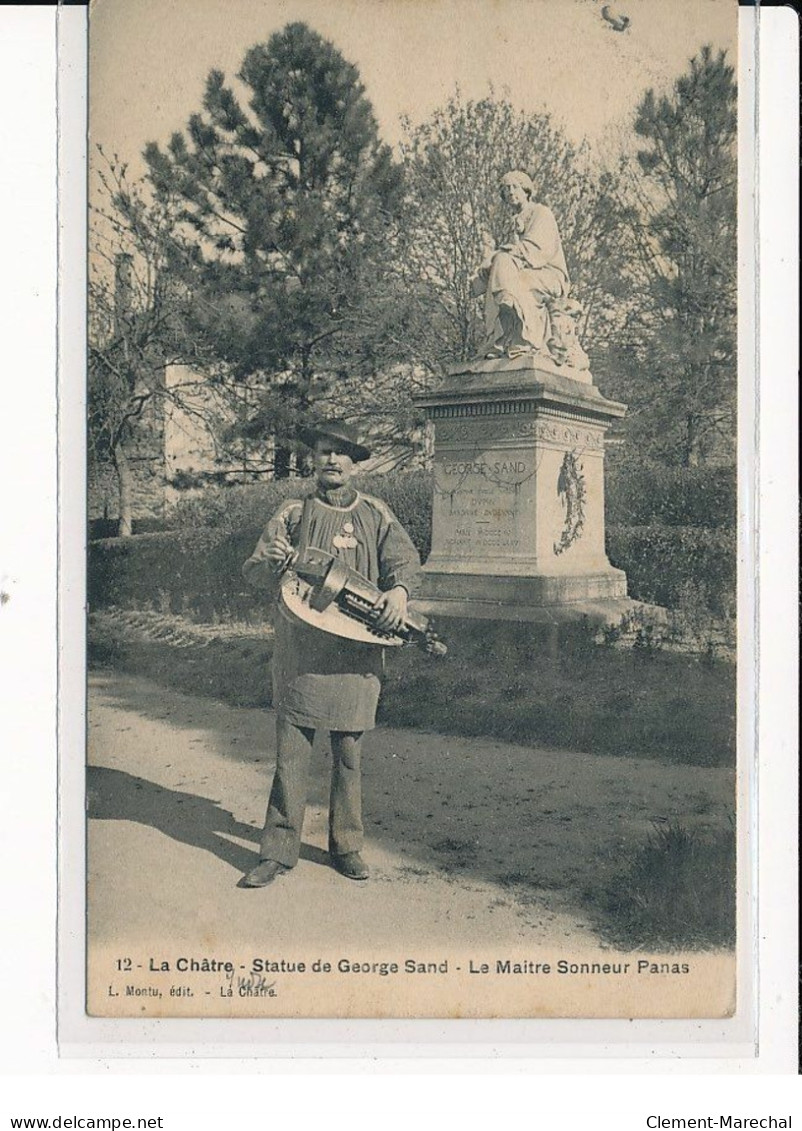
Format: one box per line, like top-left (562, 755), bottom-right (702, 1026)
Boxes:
top-left (411, 579), bottom-right (632, 627)
top-left (449, 350), bottom-right (595, 387)
top-left (412, 357), bottom-right (628, 623)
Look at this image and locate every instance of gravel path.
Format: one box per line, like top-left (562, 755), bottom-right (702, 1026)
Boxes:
top-left (86, 669), bottom-right (735, 1018)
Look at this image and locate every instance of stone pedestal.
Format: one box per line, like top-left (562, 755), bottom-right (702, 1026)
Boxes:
top-left (412, 355), bottom-right (631, 624)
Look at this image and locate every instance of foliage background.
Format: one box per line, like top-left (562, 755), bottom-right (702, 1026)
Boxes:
top-left (84, 4), bottom-right (740, 954)
top-left (89, 464), bottom-right (736, 624)
top-left (89, 24), bottom-right (738, 518)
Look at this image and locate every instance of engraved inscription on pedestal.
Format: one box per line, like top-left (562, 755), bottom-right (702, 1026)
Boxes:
top-left (413, 360), bottom-right (629, 612)
top-left (432, 447), bottom-right (535, 567)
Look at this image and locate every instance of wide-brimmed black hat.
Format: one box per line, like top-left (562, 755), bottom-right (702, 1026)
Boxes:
top-left (296, 420), bottom-right (371, 463)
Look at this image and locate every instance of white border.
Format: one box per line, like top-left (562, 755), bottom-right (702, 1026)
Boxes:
top-left (753, 0), bottom-right (799, 1071)
top-left (0, 2), bottom-right (59, 1077)
top-left (25, 0), bottom-right (796, 1072)
top-left (57, 0), bottom-right (89, 1053)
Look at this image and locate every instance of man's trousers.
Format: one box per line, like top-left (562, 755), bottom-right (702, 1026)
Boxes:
top-left (259, 716), bottom-right (364, 867)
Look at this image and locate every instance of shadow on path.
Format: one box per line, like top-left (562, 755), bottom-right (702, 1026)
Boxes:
top-left (87, 765), bottom-right (329, 874)
top-left (89, 671), bottom-right (734, 928)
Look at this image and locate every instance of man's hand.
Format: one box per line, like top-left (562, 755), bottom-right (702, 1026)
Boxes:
top-left (372, 585), bottom-right (408, 633)
top-left (266, 533), bottom-right (296, 573)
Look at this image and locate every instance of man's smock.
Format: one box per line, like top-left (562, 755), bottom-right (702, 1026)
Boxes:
top-left (242, 487), bottom-right (420, 732)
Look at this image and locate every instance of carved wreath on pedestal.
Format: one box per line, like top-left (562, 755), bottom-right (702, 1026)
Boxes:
top-left (553, 450), bottom-right (586, 555)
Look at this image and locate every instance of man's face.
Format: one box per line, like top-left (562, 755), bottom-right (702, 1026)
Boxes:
top-left (314, 440), bottom-right (355, 487)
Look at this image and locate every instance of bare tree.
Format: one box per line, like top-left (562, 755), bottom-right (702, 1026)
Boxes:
top-left (89, 151), bottom-right (226, 534)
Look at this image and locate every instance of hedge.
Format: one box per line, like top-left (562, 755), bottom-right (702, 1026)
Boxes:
top-left (604, 463), bottom-right (735, 528)
top-left (89, 473), bottom-right (434, 618)
top-left (88, 526), bottom-right (267, 620)
top-left (163, 470), bottom-right (435, 556)
top-left (164, 478), bottom-right (307, 533)
top-left (161, 463), bottom-right (735, 537)
top-left (89, 464), bottom-right (735, 618)
top-left (606, 524), bottom-right (736, 616)
top-left (89, 519), bottom-right (736, 620)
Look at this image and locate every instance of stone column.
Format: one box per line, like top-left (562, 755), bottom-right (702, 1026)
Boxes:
top-left (412, 356), bottom-right (631, 623)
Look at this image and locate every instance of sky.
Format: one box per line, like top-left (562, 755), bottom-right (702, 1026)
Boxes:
top-left (89, 0), bottom-right (738, 183)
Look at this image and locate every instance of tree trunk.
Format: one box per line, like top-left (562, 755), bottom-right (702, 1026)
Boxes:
top-left (113, 442), bottom-right (134, 537)
top-left (685, 414), bottom-right (702, 468)
top-left (273, 443), bottom-right (291, 480)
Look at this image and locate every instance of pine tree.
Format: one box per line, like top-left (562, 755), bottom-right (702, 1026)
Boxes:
top-left (143, 22), bottom-right (407, 467)
top-left (610, 46), bottom-right (737, 467)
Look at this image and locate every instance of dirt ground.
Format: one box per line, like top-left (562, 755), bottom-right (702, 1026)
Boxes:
top-left (87, 668), bottom-right (734, 958)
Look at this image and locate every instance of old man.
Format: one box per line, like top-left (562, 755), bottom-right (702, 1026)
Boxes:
top-left (240, 421), bottom-right (420, 887)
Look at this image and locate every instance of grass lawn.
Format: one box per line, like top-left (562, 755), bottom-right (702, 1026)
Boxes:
top-left (588, 820), bottom-right (736, 950)
top-left (89, 608), bottom-right (735, 768)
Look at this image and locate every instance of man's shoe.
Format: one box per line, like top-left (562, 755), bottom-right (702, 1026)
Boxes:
top-left (332, 852), bottom-right (369, 881)
top-left (240, 859), bottom-right (290, 888)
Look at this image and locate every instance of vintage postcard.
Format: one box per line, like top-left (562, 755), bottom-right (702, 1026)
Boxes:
top-left (82, 0), bottom-right (747, 1024)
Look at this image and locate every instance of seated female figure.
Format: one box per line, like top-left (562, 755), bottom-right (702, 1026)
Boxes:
top-left (474, 170), bottom-right (570, 359)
